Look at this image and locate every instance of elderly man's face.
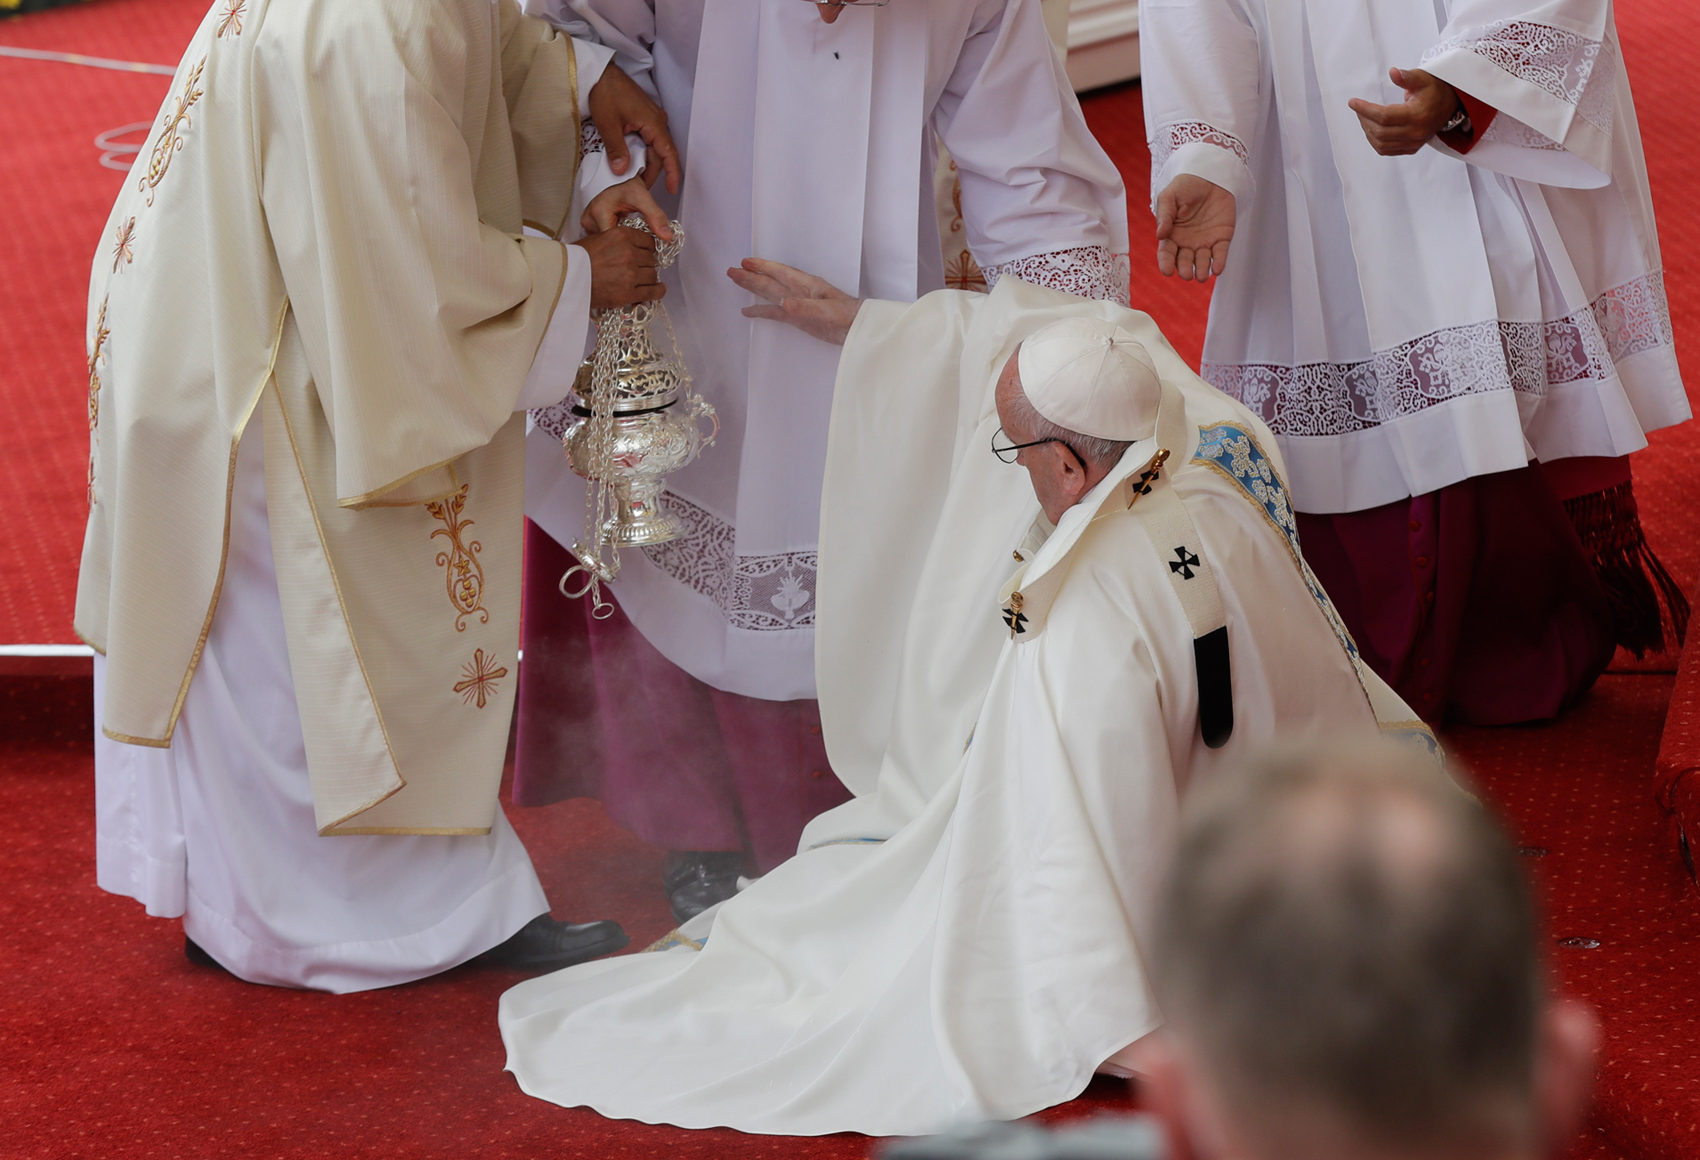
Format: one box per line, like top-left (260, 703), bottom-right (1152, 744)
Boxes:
top-left (994, 350), bottom-right (1096, 525)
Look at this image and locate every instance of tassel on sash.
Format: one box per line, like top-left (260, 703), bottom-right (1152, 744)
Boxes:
top-left (1563, 481), bottom-right (1689, 657)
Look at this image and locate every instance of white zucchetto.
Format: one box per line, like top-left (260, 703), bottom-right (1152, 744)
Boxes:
top-left (1016, 318), bottom-right (1162, 441)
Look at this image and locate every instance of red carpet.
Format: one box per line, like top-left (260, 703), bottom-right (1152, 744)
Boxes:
top-left (0, 675), bottom-right (1638, 1160)
top-left (2, 1), bottom-right (1697, 1158)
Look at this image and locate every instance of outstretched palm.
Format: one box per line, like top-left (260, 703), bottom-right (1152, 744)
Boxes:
top-left (1156, 175), bottom-right (1237, 282)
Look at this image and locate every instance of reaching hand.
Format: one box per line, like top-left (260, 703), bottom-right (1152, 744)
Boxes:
top-left (1156, 175), bottom-right (1236, 281)
top-left (587, 62), bottom-right (682, 195)
top-left (1348, 67), bottom-right (1461, 156)
top-left (727, 258), bottom-right (862, 347)
top-left (578, 225), bottom-right (663, 310)
top-left (583, 175), bottom-right (673, 242)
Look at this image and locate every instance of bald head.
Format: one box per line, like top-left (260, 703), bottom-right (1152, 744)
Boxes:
top-left (1148, 744), bottom-right (1583, 1160)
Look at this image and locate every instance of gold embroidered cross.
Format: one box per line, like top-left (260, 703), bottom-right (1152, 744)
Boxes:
top-left (112, 218), bottom-right (136, 272)
top-left (454, 649), bottom-right (508, 709)
top-left (217, 0), bottom-right (246, 38)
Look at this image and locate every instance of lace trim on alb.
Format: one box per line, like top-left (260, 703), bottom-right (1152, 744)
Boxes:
top-left (519, 416), bottom-right (823, 635)
top-left (1478, 112), bottom-right (1567, 152)
top-left (982, 246), bottom-right (1131, 306)
top-left (638, 493), bottom-right (818, 632)
top-left (1202, 271), bottom-right (1672, 439)
top-left (1148, 120), bottom-right (1251, 179)
top-left (1424, 19), bottom-right (1617, 136)
top-left (581, 120), bottom-right (605, 156)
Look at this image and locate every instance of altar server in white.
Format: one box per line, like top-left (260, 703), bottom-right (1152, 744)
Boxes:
top-left (1140, 0), bottom-right (1688, 727)
top-left (499, 269), bottom-right (1433, 1136)
top-left (79, 0), bottom-right (679, 992)
top-left (513, 0), bottom-right (1132, 917)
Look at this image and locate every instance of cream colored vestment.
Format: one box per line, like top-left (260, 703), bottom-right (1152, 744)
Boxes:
top-left (498, 280), bottom-right (1435, 1135)
top-left (78, 0), bottom-right (589, 834)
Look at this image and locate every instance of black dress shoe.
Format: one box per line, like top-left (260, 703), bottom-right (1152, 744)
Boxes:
top-left (184, 936), bottom-right (226, 971)
top-left (662, 850), bottom-right (746, 924)
top-left (476, 914), bottom-right (629, 973)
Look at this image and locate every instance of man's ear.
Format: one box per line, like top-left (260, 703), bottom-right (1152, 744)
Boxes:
top-left (1061, 446), bottom-right (1091, 501)
top-left (1538, 998), bottom-right (1600, 1152)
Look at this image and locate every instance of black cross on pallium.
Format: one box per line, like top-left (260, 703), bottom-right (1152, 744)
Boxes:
top-left (1132, 467), bottom-right (1160, 496)
top-left (1002, 606), bottom-right (1029, 635)
top-left (1170, 546), bottom-right (1201, 579)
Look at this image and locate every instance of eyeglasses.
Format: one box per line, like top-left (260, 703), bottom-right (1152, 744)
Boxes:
top-left (991, 427), bottom-right (1087, 472)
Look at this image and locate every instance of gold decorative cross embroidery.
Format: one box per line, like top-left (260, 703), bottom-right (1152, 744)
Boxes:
top-left (425, 485), bottom-right (489, 632)
top-left (454, 649), bottom-right (508, 709)
top-left (112, 217), bottom-right (136, 273)
top-left (216, 0), bottom-right (245, 37)
top-left (87, 298), bottom-right (110, 506)
top-left (139, 57), bottom-right (205, 206)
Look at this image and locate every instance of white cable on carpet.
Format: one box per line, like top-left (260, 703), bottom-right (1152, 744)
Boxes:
top-left (94, 121), bottom-right (151, 171)
top-left (0, 44), bottom-right (172, 76)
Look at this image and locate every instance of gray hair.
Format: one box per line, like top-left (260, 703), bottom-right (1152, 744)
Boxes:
top-left (1151, 743), bottom-right (1543, 1153)
top-left (1004, 382), bottom-right (1132, 471)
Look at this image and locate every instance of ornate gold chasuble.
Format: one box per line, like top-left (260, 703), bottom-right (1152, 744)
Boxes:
top-left (76, 0), bottom-right (583, 834)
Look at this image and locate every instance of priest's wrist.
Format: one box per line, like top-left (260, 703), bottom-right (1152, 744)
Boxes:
top-left (1433, 84), bottom-right (1466, 138)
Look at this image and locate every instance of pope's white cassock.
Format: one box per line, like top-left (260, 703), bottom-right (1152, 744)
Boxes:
top-left (509, 0), bottom-right (1132, 877)
top-left (78, 0), bottom-right (632, 992)
top-left (1140, 0), bottom-right (1686, 514)
top-left (499, 278), bottom-right (1434, 1135)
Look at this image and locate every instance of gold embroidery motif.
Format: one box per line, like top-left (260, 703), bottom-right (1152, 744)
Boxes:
top-left (111, 217), bottom-right (136, 273)
top-left (217, 0), bottom-right (245, 37)
top-left (945, 251), bottom-right (987, 292)
top-left (425, 485), bottom-right (489, 631)
top-left (139, 57), bottom-right (205, 206)
top-left (454, 649), bottom-right (508, 709)
top-left (87, 298), bottom-right (110, 506)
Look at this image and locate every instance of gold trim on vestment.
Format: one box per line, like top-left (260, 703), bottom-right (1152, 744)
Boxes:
top-left (103, 727), bottom-right (170, 749)
top-left (337, 453), bottom-right (470, 511)
top-left (546, 36), bottom-right (580, 241)
top-left (526, 241), bottom-right (574, 376)
top-left (351, 463), bottom-right (464, 508)
top-left (267, 362), bottom-right (412, 834)
top-left (642, 929), bottom-right (705, 953)
top-left (74, 626), bottom-right (107, 657)
top-left (115, 298), bottom-right (290, 749)
top-left (325, 826), bottom-right (494, 836)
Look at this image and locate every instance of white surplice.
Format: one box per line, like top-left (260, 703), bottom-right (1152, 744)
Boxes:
top-left (498, 279), bottom-right (1429, 1135)
top-left (522, 0), bottom-right (1130, 700)
top-left (1139, 0), bottom-right (1687, 514)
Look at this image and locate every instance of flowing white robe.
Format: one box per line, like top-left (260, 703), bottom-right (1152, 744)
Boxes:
top-left (1139, 0), bottom-right (1687, 514)
top-left (521, 0), bottom-right (1130, 700)
top-left (87, 0), bottom-right (631, 990)
top-left (498, 279), bottom-right (1426, 1134)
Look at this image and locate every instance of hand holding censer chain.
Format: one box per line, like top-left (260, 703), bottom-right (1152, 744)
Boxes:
top-left (560, 215), bottom-right (717, 617)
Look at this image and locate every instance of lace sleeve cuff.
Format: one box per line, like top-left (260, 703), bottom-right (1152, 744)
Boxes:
top-left (1148, 121), bottom-right (1254, 209)
top-left (982, 247), bottom-right (1131, 307)
top-left (1421, 19), bottom-right (1616, 178)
